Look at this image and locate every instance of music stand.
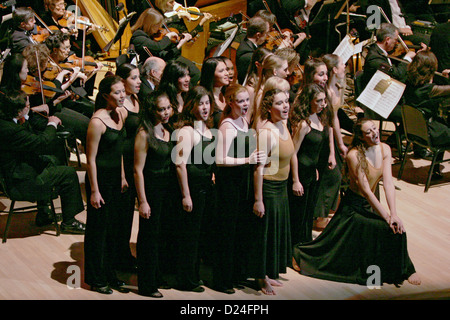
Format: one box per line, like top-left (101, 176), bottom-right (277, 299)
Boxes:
top-left (310, 0), bottom-right (347, 52)
top-left (103, 11), bottom-right (136, 54)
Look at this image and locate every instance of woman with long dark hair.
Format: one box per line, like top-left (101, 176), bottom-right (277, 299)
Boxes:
top-left (134, 89), bottom-right (176, 298)
top-left (199, 57), bottom-right (230, 127)
top-left (158, 59), bottom-right (191, 114)
top-left (289, 83), bottom-right (331, 246)
top-left (113, 63), bottom-right (142, 272)
top-left (292, 118), bottom-right (421, 287)
top-left (84, 75), bottom-right (129, 295)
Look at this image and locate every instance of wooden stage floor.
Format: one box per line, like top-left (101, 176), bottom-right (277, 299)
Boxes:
top-left (0, 150), bottom-right (449, 303)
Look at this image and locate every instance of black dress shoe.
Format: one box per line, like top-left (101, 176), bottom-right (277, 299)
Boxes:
top-left (414, 148), bottom-right (433, 159)
top-left (35, 214), bottom-right (53, 227)
top-left (61, 219), bottom-right (86, 234)
top-left (35, 206), bottom-right (54, 227)
top-left (109, 280), bottom-right (130, 293)
top-left (91, 285), bottom-right (113, 294)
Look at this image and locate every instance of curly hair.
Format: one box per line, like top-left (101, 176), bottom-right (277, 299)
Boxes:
top-left (289, 83), bottom-right (329, 135)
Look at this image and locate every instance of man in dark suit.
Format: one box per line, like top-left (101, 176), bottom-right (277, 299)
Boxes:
top-left (10, 7), bottom-right (38, 54)
top-left (0, 90), bottom-right (86, 233)
top-left (361, 22), bottom-right (418, 148)
top-left (138, 56), bottom-right (166, 102)
top-left (236, 16), bottom-right (270, 84)
top-left (362, 23), bottom-right (416, 89)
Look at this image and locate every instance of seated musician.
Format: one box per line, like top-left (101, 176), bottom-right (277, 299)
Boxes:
top-left (42, 0), bottom-right (96, 56)
top-left (153, 0), bottom-right (214, 85)
top-left (236, 16), bottom-right (270, 84)
top-left (22, 42), bottom-right (91, 146)
top-left (0, 89), bottom-right (86, 234)
top-left (154, 0), bottom-right (213, 34)
top-left (10, 7), bottom-right (38, 54)
top-left (45, 30), bottom-right (101, 102)
top-left (404, 50), bottom-right (450, 170)
top-left (129, 8), bottom-right (199, 86)
top-left (254, 9), bottom-right (307, 50)
top-left (359, 0), bottom-right (431, 46)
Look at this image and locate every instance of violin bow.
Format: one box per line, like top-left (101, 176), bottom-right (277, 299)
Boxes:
top-left (35, 48), bottom-right (46, 105)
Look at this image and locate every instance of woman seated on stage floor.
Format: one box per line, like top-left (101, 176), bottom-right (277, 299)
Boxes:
top-left (292, 118), bottom-right (421, 287)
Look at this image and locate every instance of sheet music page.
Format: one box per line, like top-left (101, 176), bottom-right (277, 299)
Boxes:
top-left (354, 39), bottom-right (369, 54)
top-left (356, 70), bottom-right (406, 119)
top-left (333, 35), bottom-right (355, 64)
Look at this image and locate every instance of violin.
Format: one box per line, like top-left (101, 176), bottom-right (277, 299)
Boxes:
top-left (151, 26), bottom-right (181, 43)
top-left (21, 75), bottom-right (61, 99)
top-left (175, 5), bottom-right (204, 21)
top-left (32, 25), bottom-right (59, 43)
top-left (287, 64), bottom-right (304, 86)
top-left (57, 10), bottom-right (109, 33)
top-left (59, 54), bottom-right (97, 73)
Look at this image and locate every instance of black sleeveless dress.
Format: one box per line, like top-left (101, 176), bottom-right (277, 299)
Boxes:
top-left (290, 126), bottom-right (328, 246)
top-left (212, 119), bottom-right (256, 291)
top-left (115, 106), bottom-right (140, 270)
top-left (137, 135), bottom-right (176, 295)
top-left (176, 129), bottom-right (216, 290)
top-left (84, 118), bottom-right (126, 288)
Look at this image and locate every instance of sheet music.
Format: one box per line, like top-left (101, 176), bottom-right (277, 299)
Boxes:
top-left (333, 35), bottom-right (370, 64)
top-left (213, 26), bottom-right (239, 57)
top-left (356, 70), bottom-right (406, 119)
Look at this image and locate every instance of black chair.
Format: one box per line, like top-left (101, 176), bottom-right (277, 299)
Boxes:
top-left (398, 105), bottom-right (450, 192)
top-left (354, 70), bottom-right (403, 161)
top-left (0, 173), bottom-right (60, 243)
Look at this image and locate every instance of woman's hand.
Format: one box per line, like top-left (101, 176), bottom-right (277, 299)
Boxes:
top-left (328, 154), bottom-right (336, 170)
top-left (199, 12), bottom-right (213, 26)
top-left (389, 215), bottom-right (405, 234)
top-left (253, 200), bottom-right (265, 218)
top-left (121, 177), bottom-right (128, 193)
top-left (90, 191), bottom-right (105, 209)
top-left (339, 143), bottom-right (348, 158)
top-left (139, 201), bottom-right (151, 219)
top-left (31, 104), bottom-right (49, 115)
top-left (178, 33), bottom-right (193, 47)
top-left (54, 90), bottom-right (72, 105)
top-left (249, 150), bottom-right (267, 164)
top-left (292, 180), bottom-right (304, 196)
top-left (182, 196), bottom-right (193, 212)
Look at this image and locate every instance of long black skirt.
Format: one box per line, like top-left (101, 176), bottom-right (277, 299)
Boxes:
top-left (293, 189), bottom-right (416, 286)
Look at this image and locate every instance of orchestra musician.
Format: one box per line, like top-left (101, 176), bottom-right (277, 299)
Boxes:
top-left (41, 0), bottom-right (97, 56)
top-left (129, 8), bottom-right (199, 86)
top-left (22, 42), bottom-right (90, 146)
top-left (236, 16), bottom-right (270, 85)
top-left (10, 7), bottom-right (39, 54)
